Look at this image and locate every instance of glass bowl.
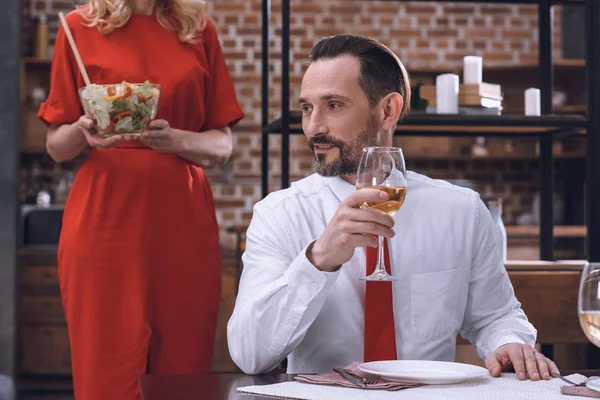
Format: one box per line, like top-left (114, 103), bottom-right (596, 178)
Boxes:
top-left (79, 81), bottom-right (161, 136)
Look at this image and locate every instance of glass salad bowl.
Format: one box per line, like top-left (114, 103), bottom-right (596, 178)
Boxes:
top-left (79, 81), bottom-right (161, 136)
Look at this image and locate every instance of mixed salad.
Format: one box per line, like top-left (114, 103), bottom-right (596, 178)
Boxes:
top-left (80, 81), bottom-right (161, 136)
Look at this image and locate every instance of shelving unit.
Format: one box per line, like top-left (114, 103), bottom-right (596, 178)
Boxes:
top-left (260, 0), bottom-right (600, 265)
top-left (264, 112), bottom-right (587, 137)
top-left (20, 57), bottom-right (51, 154)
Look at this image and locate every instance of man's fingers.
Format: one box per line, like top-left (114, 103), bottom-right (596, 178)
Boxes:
top-left (347, 233), bottom-right (379, 249)
top-left (533, 350), bottom-right (551, 380)
top-left (509, 346), bottom-right (527, 380)
top-left (485, 354), bottom-right (502, 377)
top-left (337, 206), bottom-right (395, 230)
top-left (523, 347), bottom-right (540, 381)
top-left (346, 221), bottom-right (395, 239)
top-left (343, 188), bottom-right (388, 208)
top-left (547, 359), bottom-right (560, 377)
top-left (537, 351), bottom-right (560, 378)
top-left (353, 208), bottom-right (396, 228)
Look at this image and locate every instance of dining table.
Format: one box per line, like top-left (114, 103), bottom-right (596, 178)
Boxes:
top-left (139, 370), bottom-right (600, 400)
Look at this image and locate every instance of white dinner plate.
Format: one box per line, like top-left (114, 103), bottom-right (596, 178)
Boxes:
top-left (358, 360), bottom-right (490, 385)
top-left (587, 378), bottom-right (600, 393)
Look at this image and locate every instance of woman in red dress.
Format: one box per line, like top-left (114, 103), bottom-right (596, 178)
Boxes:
top-left (37, 1), bottom-right (244, 399)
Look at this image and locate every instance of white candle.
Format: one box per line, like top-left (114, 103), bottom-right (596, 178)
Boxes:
top-left (463, 56), bottom-right (483, 85)
top-left (436, 73), bottom-right (459, 114)
top-left (525, 88), bottom-right (541, 116)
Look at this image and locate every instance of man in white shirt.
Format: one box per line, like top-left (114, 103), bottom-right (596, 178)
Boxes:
top-left (227, 34), bottom-right (559, 381)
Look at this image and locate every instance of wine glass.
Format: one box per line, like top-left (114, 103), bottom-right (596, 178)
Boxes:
top-left (578, 262), bottom-right (600, 348)
top-left (355, 146), bottom-right (408, 281)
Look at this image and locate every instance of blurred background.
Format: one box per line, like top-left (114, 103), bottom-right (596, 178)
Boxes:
top-left (19, 1), bottom-right (589, 254)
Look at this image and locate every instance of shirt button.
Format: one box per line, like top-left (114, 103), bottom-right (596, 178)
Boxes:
top-left (311, 283), bottom-right (319, 290)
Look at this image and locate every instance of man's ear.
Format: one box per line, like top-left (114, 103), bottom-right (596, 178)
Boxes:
top-left (378, 92), bottom-right (403, 130)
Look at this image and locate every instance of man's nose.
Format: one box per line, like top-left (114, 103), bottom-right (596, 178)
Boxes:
top-left (303, 109), bottom-right (329, 138)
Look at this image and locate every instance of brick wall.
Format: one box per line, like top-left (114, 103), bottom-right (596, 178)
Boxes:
top-left (21, 0), bottom-right (567, 249)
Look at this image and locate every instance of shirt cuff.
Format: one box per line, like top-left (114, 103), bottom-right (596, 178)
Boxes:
top-left (283, 240), bottom-right (341, 306)
top-left (488, 334), bottom-right (528, 355)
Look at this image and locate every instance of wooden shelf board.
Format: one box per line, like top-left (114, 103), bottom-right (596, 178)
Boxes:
top-left (223, 225), bottom-right (587, 240)
top-left (402, 153), bottom-right (586, 160)
top-left (397, 124), bottom-right (550, 134)
top-left (505, 225), bottom-right (587, 238)
top-left (554, 59), bottom-right (586, 68)
top-left (22, 58), bottom-right (583, 73)
top-left (555, 105), bottom-right (586, 114)
top-left (265, 112), bottom-right (587, 137)
top-left (505, 259), bottom-right (587, 271)
top-left (407, 59), bottom-right (585, 75)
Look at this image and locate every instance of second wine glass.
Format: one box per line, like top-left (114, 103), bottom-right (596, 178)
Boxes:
top-left (578, 261), bottom-right (600, 348)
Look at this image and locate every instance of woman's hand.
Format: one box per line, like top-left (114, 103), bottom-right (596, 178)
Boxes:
top-left (141, 120), bottom-right (185, 153)
top-left (78, 116), bottom-right (135, 150)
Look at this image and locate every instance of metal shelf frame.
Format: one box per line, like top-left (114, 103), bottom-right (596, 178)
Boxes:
top-left (260, 0), bottom-right (600, 264)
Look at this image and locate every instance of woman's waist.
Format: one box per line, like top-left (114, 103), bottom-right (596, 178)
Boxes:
top-left (83, 146), bottom-right (207, 179)
top-left (112, 139), bottom-right (151, 150)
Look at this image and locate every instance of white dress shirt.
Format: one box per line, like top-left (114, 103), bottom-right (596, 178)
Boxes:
top-left (227, 171), bottom-right (537, 375)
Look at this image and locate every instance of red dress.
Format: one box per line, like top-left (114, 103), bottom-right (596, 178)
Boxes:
top-left (37, 10), bottom-right (244, 400)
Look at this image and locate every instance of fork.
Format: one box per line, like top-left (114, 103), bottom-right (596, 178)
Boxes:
top-left (333, 368), bottom-right (379, 385)
top-left (552, 372), bottom-right (588, 387)
top-left (333, 368), bottom-right (366, 387)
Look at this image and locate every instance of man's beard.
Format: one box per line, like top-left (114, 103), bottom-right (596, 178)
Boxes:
top-left (308, 116), bottom-right (380, 177)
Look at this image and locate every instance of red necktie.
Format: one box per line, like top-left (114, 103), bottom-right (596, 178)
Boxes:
top-left (364, 239), bottom-right (397, 362)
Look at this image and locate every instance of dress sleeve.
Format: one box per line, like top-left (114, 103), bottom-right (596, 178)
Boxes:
top-left (201, 19), bottom-right (245, 131)
top-left (37, 23), bottom-right (83, 127)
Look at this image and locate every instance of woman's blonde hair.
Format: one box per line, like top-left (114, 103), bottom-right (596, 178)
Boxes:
top-left (79, 0), bottom-right (208, 43)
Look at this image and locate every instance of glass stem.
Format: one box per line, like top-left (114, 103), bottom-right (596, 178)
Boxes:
top-left (376, 235), bottom-right (386, 274)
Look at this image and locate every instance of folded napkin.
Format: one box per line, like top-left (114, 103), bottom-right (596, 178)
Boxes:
top-left (295, 361), bottom-right (423, 391)
top-left (561, 377), bottom-right (600, 398)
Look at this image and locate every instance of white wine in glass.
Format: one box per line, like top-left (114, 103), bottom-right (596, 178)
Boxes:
top-left (578, 262), bottom-right (600, 347)
top-left (355, 147), bottom-right (408, 281)
top-left (357, 186), bottom-right (407, 216)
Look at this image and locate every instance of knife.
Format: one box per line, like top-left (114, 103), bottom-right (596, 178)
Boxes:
top-left (333, 368), bottom-right (367, 388)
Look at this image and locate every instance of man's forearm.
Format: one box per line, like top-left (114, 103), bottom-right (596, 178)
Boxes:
top-left (227, 244), bottom-right (340, 374)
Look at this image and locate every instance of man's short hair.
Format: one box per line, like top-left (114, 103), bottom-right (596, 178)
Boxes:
top-left (308, 34), bottom-right (411, 121)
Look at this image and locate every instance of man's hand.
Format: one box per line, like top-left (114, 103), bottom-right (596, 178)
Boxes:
top-left (485, 343), bottom-right (559, 381)
top-left (307, 189), bottom-right (395, 272)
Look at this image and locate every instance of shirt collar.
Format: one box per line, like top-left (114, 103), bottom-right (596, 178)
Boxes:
top-left (325, 175), bottom-right (356, 203)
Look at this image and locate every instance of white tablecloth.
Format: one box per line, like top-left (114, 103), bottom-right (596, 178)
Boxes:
top-left (237, 373), bottom-right (590, 400)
